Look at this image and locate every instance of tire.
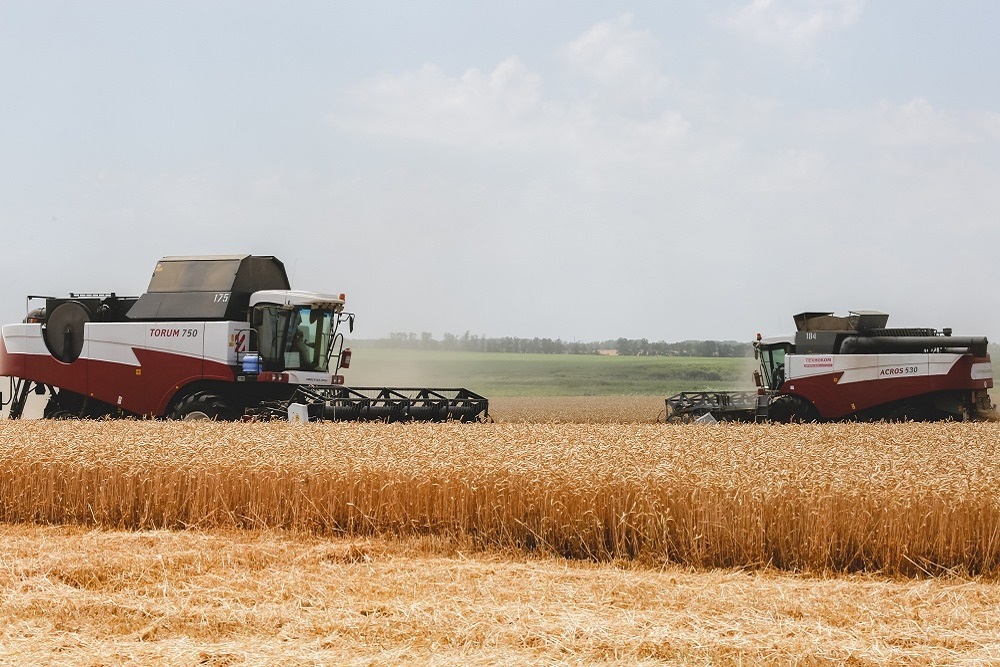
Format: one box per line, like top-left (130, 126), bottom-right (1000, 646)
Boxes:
top-left (768, 395), bottom-right (818, 423)
top-left (44, 390), bottom-right (120, 419)
top-left (169, 392), bottom-right (239, 421)
top-left (886, 403), bottom-right (925, 422)
top-left (43, 390), bottom-right (84, 419)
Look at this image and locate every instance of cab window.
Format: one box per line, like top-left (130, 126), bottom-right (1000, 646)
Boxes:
top-left (253, 305), bottom-right (334, 372)
top-left (759, 344), bottom-right (791, 389)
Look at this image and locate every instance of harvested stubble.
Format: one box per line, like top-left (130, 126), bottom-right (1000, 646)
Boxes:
top-left (1, 420), bottom-right (999, 575)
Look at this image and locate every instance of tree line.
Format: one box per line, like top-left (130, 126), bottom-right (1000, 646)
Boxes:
top-left (349, 331), bottom-right (753, 357)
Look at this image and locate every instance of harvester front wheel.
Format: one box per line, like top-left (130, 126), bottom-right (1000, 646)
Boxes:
top-left (169, 392), bottom-right (238, 421)
top-left (768, 395), bottom-right (818, 423)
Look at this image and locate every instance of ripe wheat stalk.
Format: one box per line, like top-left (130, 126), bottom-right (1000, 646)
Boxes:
top-left (1, 420), bottom-right (998, 575)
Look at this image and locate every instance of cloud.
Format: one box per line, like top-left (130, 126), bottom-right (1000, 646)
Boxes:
top-left (983, 112), bottom-right (1000, 140)
top-left (869, 98), bottom-right (976, 148)
top-left (557, 13), bottom-right (670, 110)
top-left (328, 58), bottom-right (548, 150)
top-left (804, 98), bottom-right (983, 151)
top-left (327, 24), bottom-right (692, 171)
top-left (322, 13), bottom-right (1000, 271)
top-left (742, 149), bottom-right (829, 193)
top-left (719, 0), bottom-right (864, 54)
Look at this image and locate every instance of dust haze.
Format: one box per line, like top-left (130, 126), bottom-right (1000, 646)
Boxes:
top-left (338, 354), bottom-right (446, 388)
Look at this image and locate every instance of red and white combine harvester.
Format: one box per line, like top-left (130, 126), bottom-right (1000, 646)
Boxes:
top-left (666, 310), bottom-right (994, 422)
top-left (0, 255), bottom-right (488, 422)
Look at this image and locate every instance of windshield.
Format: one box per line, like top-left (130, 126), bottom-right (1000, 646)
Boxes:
top-left (253, 305), bottom-right (334, 372)
top-left (758, 344), bottom-right (791, 390)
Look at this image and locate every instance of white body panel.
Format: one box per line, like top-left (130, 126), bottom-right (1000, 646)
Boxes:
top-left (786, 353), bottom-right (974, 385)
top-left (4, 321), bottom-right (252, 368)
top-left (2, 324), bottom-right (48, 356)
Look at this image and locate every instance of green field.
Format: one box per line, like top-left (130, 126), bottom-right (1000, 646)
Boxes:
top-left (342, 347), bottom-right (756, 397)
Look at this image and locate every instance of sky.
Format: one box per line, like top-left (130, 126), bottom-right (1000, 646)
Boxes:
top-left (2, 1), bottom-right (1000, 343)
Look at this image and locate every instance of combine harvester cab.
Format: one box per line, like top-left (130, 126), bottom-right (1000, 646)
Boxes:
top-left (666, 310), bottom-right (994, 423)
top-left (0, 255), bottom-right (488, 423)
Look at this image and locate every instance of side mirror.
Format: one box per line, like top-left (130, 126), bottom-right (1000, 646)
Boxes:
top-left (348, 314), bottom-right (355, 333)
top-left (753, 371), bottom-right (762, 388)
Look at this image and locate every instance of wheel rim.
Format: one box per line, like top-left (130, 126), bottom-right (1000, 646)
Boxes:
top-left (181, 409), bottom-right (212, 421)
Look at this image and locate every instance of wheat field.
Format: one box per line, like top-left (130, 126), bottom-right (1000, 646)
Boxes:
top-left (1, 420), bottom-right (999, 576)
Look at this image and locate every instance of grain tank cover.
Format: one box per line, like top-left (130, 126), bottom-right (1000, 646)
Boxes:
top-left (793, 311), bottom-right (889, 333)
top-left (792, 311), bottom-right (892, 355)
top-left (127, 255), bottom-right (291, 321)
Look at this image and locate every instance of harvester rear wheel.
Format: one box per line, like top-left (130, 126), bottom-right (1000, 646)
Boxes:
top-left (169, 392), bottom-right (238, 421)
top-left (44, 389), bottom-right (84, 419)
top-left (886, 403), bottom-right (928, 422)
top-left (43, 389), bottom-right (117, 419)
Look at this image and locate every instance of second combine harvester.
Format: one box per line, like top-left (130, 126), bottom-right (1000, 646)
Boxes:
top-left (666, 310), bottom-right (994, 423)
top-left (0, 255), bottom-right (489, 422)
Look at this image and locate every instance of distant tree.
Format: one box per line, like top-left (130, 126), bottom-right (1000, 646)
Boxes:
top-left (697, 340), bottom-right (719, 357)
top-left (351, 332), bottom-right (751, 357)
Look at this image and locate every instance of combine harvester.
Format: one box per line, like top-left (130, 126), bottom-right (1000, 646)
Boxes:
top-left (665, 310), bottom-right (994, 423)
top-left (0, 255), bottom-right (488, 422)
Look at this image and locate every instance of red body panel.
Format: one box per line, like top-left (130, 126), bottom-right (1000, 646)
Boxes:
top-left (4, 348), bottom-right (235, 417)
top-left (93, 349), bottom-right (235, 416)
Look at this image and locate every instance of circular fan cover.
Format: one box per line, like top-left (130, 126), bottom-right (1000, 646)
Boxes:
top-left (43, 301), bottom-right (91, 362)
